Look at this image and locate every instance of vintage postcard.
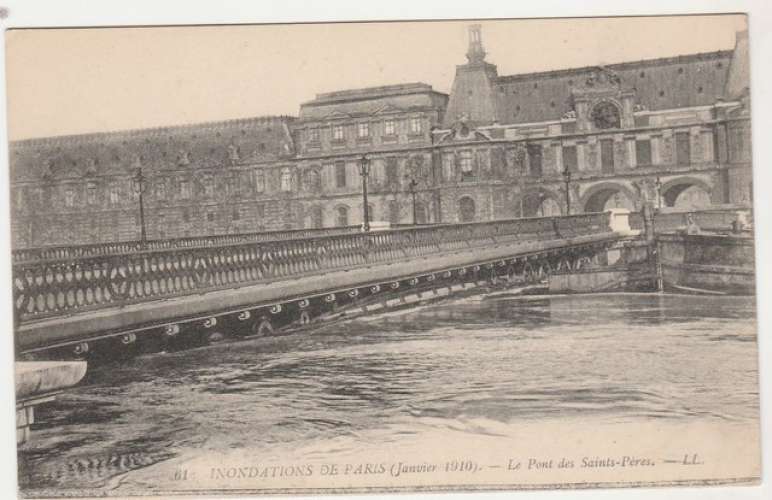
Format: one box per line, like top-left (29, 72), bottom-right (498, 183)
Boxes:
top-left (4, 12), bottom-right (761, 499)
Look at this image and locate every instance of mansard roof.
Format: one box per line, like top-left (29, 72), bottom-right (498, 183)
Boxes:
top-left (494, 50), bottom-right (734, 125)
top-left (299, 82), bottom-right (448, 122)
top-left (10, 115), bottom-right (297, 183)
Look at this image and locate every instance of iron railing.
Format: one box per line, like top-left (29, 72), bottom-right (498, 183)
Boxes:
top-left (12, 212), bottom-right (611, 323)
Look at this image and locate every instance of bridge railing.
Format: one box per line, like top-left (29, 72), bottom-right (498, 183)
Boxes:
top-left (11, 225), bottom-right (364, 264)
top-left (12, 212), bottom-right (612, 323)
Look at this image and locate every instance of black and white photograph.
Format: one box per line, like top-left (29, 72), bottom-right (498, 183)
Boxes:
top-left (1, 4), bottom-right (768, 499)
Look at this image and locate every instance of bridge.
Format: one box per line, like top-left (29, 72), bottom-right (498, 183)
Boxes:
top-left (13, 211), bottom-right (637, 358)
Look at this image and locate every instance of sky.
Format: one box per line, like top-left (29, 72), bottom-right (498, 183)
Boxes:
top-left (5, 14), bottom-right (747, 140)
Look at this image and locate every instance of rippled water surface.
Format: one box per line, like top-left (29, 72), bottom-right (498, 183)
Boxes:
top-left (18, 293), bottom-right (758, 491)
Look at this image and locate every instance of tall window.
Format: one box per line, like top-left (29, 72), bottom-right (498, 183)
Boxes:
top-left (675, 132), bottom-right (691, 164)
top-left (203, 176), bottom-right (214, 197)
top-left (280, 168), bottom-right (293, 192)
top-left (332, 125), bottom-right (344, 141)
top-left (357, 122), bottom-right (370, 138)
top-left (109, 184), bottom-right (121, 205)
top-left (336, 206), bottom-right (349, 227)
top-left (600, 139), bottom-right (615, 174)
top-left (384, 120), bottom-right (396, 136)
top-left (385, 158), bottom-right (399, 186)
top-left (64, 188), bottom-right (75, 208)
top-left (180, 180), bottom-right (192, 199)
top-left (86, 182), bottom-right (97, 205)
top-left (562, 145), bottom-right (578, 172)
top-left (335, 161), bottom-right (347, 188)
top-left (388, 200), bottom-right (400, 224)
top-left (254, 170), bottom-right (265, 193)
top-left (156, 182), bottom-right (166, 200)
top-left (459, 151), bottom-right (474, 181)
top-left (409, 117), bottom-right (422, 135)
top-left (442, 153), bottom-right (455, 182)
top-left (308, 128), bottom-right (320, 143)
top-left (636, 139), bottom-right (652, 166)
top-left (527, 144), bottom-right (542, 177)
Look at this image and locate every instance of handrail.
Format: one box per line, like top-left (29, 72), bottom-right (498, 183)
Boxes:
top-left (12, 212), bottom-right (613, 323)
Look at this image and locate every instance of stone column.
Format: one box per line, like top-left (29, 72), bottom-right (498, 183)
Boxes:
top-left (651, 135), bottom-right (662, 165)
top-left (553, 142), bottom-right (563, 173)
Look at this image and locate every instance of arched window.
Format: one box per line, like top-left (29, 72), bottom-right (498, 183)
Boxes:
top-left (336, 206), bottom-right (349, 227)
top-left (304, 168), bottom-right (321, 192)
top-left (458, 197), bottom-right (476, 222)
top-left (280, 168), bottom-right (293, 192)
top-left (591, 101), bottom-right (621, 129)
top-left (254, 170), bottom-right (265, 193)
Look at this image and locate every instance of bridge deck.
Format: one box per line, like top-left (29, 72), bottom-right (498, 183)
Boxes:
top-left (18, 231), bottom-right (621, 352)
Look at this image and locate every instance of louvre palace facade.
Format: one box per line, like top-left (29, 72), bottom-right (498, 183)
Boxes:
top-left (8, 26), bottom-right (752, 247)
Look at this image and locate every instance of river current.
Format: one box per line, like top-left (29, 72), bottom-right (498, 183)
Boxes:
top-left (17, 292), bottom-right (759, 493)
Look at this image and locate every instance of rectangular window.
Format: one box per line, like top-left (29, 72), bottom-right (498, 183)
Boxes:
top-left (459, 151), bottom-right (474, 181)
top-left (332, 125), bottom-right (344, 141)
top-left (206, 212), bottom-right (215, 222)
top-left (232, 208), bottom-right (240, 221)
top-left (109, 185), bottom-right (121, 204)
top-left (600, 139), bottom-right (615, 174)
top-left (156, 182), bottom-right (166, 200)
top-left (676, 132), bottom-right (691, 164)
top-left (636, 139), bottom-right (652, 166)
top-left (409, 117), bottom-right (422, 135)
top-left (256, 203), bottom-right (265, 219)
top-left (335, 161), bottom-right (347, 188)
top-left (527, 144), bottom-right (543, 177)
top-left (385, 158), bottom-right (399, 186)
top-left (86, 182), bottom-right (97, 205)
top-left (203, 177), bottom-right (214, 197)
top-left (254, 170), bottom-right (265, 193)
top-left (308, 128), bottom-right (320, 143)
top-left (442, 153), bottom-right (455, 182)
top-left (357, 122), bottom-right (369, 138)
top-left (180, 180), bottom-right (192, 199)
top-left (562, 145), bottom-right (578, 172)
top-left (384, 120), bottom-right (396, 136)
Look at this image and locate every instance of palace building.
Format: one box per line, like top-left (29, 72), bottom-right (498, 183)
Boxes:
top-left (8, 26), bottom-right (752, 248)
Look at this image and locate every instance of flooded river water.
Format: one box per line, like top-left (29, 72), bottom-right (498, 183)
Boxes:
top-left (18, 292), bottom-right (759, 494)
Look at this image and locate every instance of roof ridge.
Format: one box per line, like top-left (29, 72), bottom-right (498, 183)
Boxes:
top-left (496, 49), bottom-right (734, 83)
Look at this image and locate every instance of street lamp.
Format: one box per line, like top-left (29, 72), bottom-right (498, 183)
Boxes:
top-left (358, 155), bottom-right (371, 232)
top-left (562, 165), bottom-right (572, 215)
top-left (133, 167), bottom-right (148, 245)
top-left (407, 178), bottom-right (418, 225)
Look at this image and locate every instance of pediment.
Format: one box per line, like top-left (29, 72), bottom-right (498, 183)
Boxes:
top-left (371, 103), bottom-right (405, 116)
top-left (437, 119), bottom-right (494, 143)
top-left (322, 110), bottom-right (353, 120)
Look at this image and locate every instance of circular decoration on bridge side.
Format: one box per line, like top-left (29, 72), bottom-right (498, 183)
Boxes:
top-left (390, 282), bottom-right (400, 290)
top-left (164, 324), bottom-right (180, 337)
top-left (73, 342), bottom-right (89, 355)
top-left (458, 268), bottom-right (467, 276)
top-left (499, 260), bottom-right (506, 267)
top-left (348, 289), bottom-right (359, 298)
top-left (237, 311), bottom-right (251, 321)
top-left (426, 274), bottom-right (436, 282)
top-left (485, 263), bottom-right (494, 269)
top-left (298, 299), bottom-right (310, 309)
top-left (270, 304), bottom-right (283, 314)
top-left (442, 271), bottom-right (452, 278)
top-left (203, 317), bottom-right (217, 328)
top-left (324, 294), bottom-right (336, 303)
top-left (120, 333), bottom-right (137, 345)
top-left (408, 278), bottom-right (418, 286)
top-left (370, 285), bottom-right (381, 293)
top-left (472, 265), bottom-right (481, 272)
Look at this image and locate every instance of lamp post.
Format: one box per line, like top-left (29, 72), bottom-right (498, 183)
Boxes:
top-left (133, 167), bottom-right (147, 245)
top-left (407, 178), bottom-right (418, 225)
top-left (358, 155), bottom-right (371, 232)
top-left (654, 176), bottom-right (662, 210)
top-left (562, 165), bottom-right (572, 215)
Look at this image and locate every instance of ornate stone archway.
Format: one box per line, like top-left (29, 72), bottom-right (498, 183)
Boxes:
top-left (579, 181), bottom-right (639, 213)
top-left (659, 176), bottom-right (714, 208)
